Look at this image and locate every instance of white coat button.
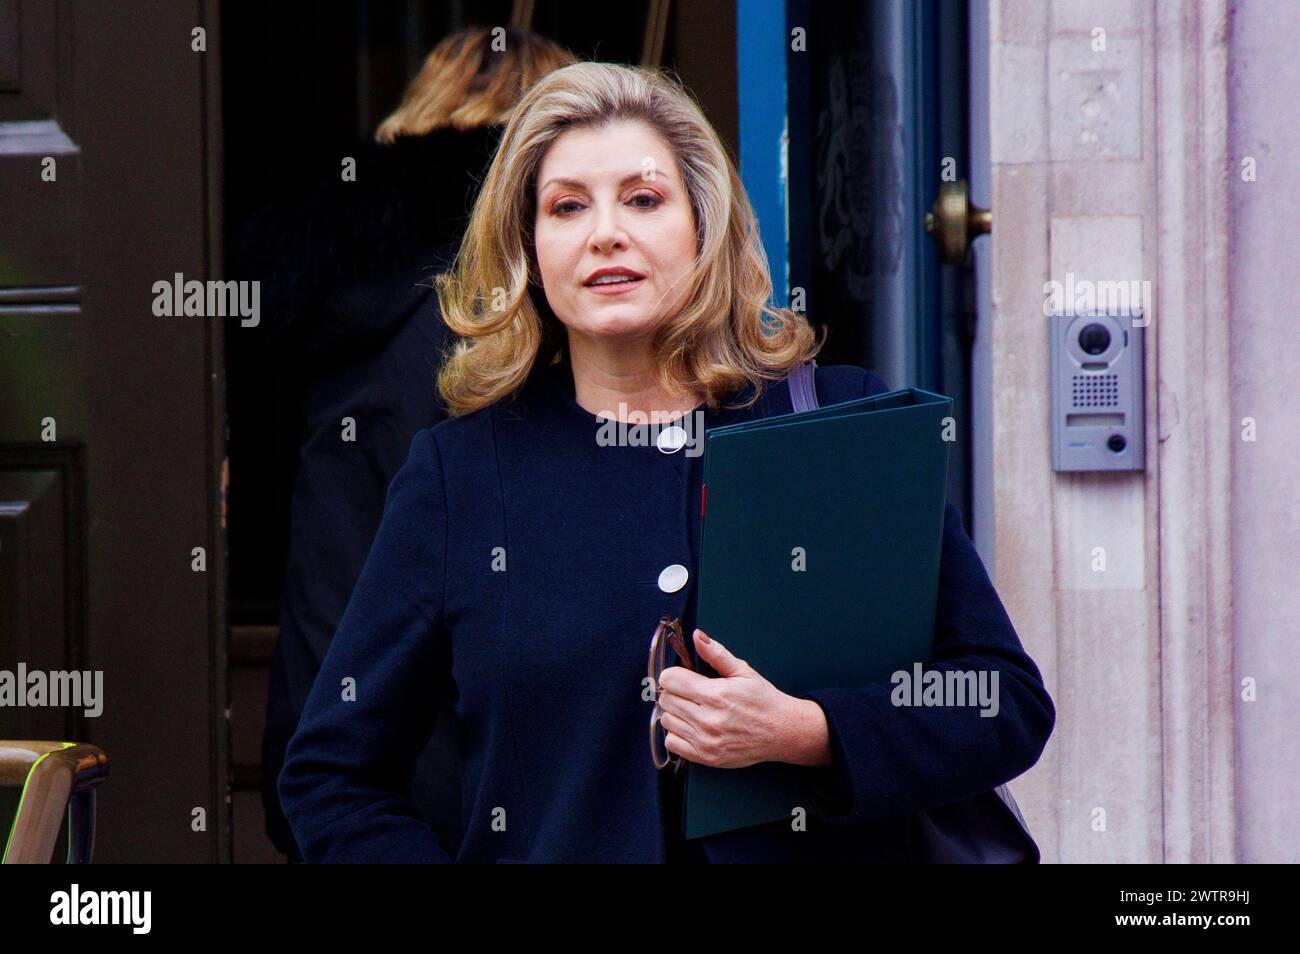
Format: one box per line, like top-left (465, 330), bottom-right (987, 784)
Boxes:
top-left (658, 564), bottom-right (689, 593)
top-left (657, 425), bottom-right (688, 453)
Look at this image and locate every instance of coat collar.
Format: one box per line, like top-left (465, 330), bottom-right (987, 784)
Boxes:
top-left (518, 350), bottom-right (774, 434)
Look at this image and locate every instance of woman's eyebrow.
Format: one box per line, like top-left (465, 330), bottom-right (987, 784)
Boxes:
top-left (540, 169), bottom-right (673, 193)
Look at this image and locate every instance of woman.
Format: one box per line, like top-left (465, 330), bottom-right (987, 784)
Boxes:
top-left (278, 61), bottom-right (1055, 863)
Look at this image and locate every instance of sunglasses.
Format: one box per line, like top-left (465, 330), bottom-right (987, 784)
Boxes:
top-left (647, 614), bottom-right (697, 775)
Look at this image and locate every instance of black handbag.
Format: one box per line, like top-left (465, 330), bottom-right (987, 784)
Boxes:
top-left (785, 359), bottom-right (1040, 863)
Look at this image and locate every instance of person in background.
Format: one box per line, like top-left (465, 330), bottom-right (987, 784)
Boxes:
top-left (244, 26), bottom-right (575, 861)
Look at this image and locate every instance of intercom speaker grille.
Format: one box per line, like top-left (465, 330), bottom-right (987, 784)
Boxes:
top-left (1071, 373), bottom-right (1119, 408)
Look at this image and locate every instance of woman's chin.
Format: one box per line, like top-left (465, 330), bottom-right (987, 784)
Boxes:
top-left (575, 314), bottom-right (659, 340)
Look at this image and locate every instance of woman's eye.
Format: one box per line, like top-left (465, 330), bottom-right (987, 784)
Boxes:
top-left (550, 194), bottom-right (659, 216)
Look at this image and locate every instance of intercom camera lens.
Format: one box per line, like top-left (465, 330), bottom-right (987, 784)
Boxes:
top-left (1079, 323), bottom-right (1111, 355)
top-left (1108, 434), bottom-right (1127, 453)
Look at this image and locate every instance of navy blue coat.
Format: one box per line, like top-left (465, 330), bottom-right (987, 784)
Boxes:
top-left (278, 352), bottom-right (1056, 863)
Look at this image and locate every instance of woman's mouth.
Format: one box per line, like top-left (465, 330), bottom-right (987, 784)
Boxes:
top-left (584, 275), bottom-right (646, 295)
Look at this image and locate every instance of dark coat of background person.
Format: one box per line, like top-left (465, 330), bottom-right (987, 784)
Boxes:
top-left (234, 125), bottom-right (500, 859)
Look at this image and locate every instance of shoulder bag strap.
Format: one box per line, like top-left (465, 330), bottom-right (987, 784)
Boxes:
top-left (786, 359), bottom-right (819, 413)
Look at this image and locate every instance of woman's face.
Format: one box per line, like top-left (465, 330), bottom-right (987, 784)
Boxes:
top-left (533, 119), bottom-right (698, 347)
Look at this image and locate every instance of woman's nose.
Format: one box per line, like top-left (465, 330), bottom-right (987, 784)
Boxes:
top-left (588, 202), bottom-right (628, 252)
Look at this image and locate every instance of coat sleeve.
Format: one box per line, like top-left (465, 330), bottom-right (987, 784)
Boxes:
top-left (796, 371), bottom-right (1056, 826)
top-left (278, 428), bottom-right (454, 862)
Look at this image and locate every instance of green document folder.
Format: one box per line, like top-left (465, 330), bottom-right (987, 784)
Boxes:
top-left (683, 387), bottom-right (955, 839)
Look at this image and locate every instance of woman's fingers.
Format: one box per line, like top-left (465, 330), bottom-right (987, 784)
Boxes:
top-left (663, 730), bottom-right (703, 763)
top-left (656, 697), bottom-right (702, 738)
top-left (656, 664), bottom-right (714, 703)
top-left (656, 681), bottom-right (708, 727)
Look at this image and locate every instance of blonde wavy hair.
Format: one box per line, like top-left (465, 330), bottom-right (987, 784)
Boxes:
top-left (434, 61), bottom-right (825, 417)
top-left (375, 27), bottom-right (576, 142)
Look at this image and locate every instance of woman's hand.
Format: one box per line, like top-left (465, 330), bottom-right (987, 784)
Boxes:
top-left (656, 629), bottom-right (833, 769)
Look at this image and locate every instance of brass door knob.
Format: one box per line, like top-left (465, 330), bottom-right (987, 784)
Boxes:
top-left (924, 179), bottom-right (991, 265)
